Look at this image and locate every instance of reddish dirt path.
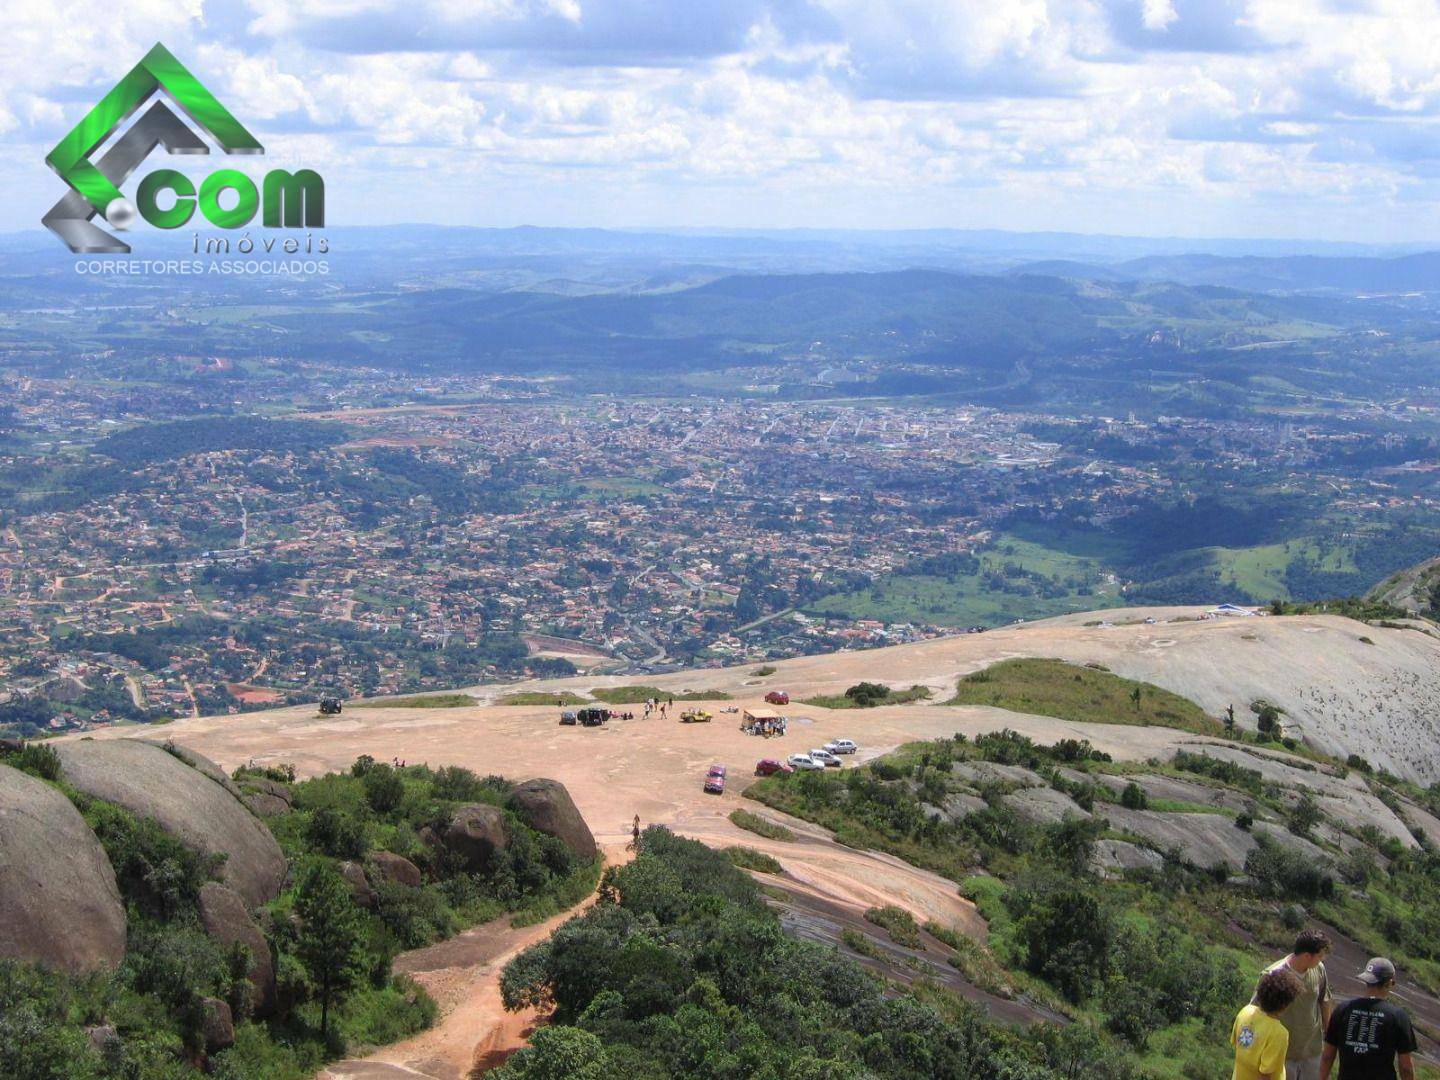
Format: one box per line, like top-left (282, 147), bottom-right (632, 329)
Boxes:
top-left (318, 851), bottom-right (619, 1080)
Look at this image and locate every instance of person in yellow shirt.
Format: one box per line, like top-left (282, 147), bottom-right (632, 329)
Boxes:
top-left (1235, 968), bottom-right (1306, 1080)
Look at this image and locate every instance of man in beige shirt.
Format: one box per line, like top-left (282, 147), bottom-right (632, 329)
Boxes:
top-left (1255, 929), bottom-right (1334, 1080)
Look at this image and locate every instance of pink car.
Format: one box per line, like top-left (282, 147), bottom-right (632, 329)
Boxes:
top-left (704, 764), bottom-right (727, 794)
top-left (755, 758), bottom-right (793, 777)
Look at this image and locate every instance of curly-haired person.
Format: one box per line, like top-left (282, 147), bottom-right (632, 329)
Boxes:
top-left (1234, 967), bottom-right (1306, 1080)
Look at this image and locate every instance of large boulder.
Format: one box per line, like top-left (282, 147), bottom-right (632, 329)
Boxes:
top-left (444, 803), bottom-right (509, 873)
top-left (55, 739), bottom-right (285, 908)
top-left (369, 851), bottom-right (422, 888)
top-left (0, 762), bottom-right (126, 973)
top-left (508, 779), bottom-right (597, 862)
top-left (241, 779), bottom-right (294, 818)
top-left (1001, 786), bottom-right (1092, 826)
top-left (149, 741), bottom-right (243, 801)
top-left (338, 861), bottom-right (375, 908)
top-left (200, 997), bottom-right (235, 1053)
top-left (1091, 839), bottom-right (1165, 878)
top-left (198, 882), bottom-right (276, 1018)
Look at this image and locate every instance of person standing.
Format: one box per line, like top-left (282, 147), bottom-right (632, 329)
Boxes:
top-left (1255, 930), bottom-right (1334, 1080)
top-left (1321, 958), bottom-right (1418, 1080)
top-left (1235, 968), bottom-right (1306, 1080)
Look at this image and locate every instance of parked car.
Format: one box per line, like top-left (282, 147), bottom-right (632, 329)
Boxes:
top-left (577, 706), bottom-right (609, 726)
top-left (787, 753), bottom-right (823, 771)
top-left (704, 764), bottom-right (727, 794)
top-left (559, 710), bottom-right (578, 725)
top-left (764, 690), bottom-right (790, 705)
top-left (809, 748), bottom-right (842, 768)
top-left (755, 757), bottom-right (793, 777)
top-left (680, 709), bottom-right (712, 723)
top-left (824, 738), bottom-right (858, 755)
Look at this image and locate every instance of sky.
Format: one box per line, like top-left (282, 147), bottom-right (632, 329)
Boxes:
top-left (6, 0), bottom-right (1440, 241)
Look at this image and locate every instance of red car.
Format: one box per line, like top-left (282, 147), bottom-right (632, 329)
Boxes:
top-left (704, 764), bottom-right (727, 794)
top-left (755, 758), bottom-right (793, 777)
top-left (764, 691), bottom-right (790, 705)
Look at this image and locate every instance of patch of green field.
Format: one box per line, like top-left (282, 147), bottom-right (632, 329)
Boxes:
top-left (497, 690), bottom-right (588, 706)
top-left (590, 685), bottom-right (730, 704)
top-left (946, 658), bottom-right (1222, 735)
top-left (352, 693), bottom-right (476, 709)
top-left (806, 533), bottom-right (1120, 627)
top-left (1207, 538), bottom-right (1356, 600)
top-left (724, 847), bottom-right (783, 874)
top-left (729, 808), bottom-right (796, 842)
top-left (801, 685), bottom-right (932, 709)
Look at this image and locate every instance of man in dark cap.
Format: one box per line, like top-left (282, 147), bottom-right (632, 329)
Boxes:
top-left (1321, 958), bottom-right (1417, 1080)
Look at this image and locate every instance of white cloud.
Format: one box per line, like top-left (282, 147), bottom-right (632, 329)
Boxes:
top-left (5, 0), bottom-right (1440, 238)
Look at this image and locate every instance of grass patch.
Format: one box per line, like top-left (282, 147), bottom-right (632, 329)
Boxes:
top-left (351, 693), bottom-right (476, 709)
top-left (730, 808), bottom-right (796, 842)
top-left (725, 846), bottom-right (783, 874)
top-left (946, 658), bottom-right (1221, 735)
top-left (864, 904), bottom-right (923, 949)
top-left (497, 690), bottom-right (588, 706)
top-left (590, 685), bottom-right (731, 704)
top-left (801, 684), bottom-right (932, 709)
top-left (841, 928), bottom-right (881, 958)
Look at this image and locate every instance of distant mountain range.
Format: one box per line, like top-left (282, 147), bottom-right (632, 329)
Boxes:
top-left (1011, 251), bottom-right (1440, 294)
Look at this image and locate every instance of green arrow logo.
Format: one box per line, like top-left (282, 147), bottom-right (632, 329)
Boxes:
top-left (44, 43), bottom-right (263, 249)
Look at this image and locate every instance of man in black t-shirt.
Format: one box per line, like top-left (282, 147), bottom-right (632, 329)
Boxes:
top-left (1321, 958), bottom-right (1418, 1080)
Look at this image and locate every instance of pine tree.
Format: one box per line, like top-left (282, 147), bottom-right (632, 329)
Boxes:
top-left (294, 861), bottom-right (366, 1038)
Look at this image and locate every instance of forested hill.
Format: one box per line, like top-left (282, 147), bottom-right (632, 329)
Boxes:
top-left (262, 268), bottom-right (1374, 373)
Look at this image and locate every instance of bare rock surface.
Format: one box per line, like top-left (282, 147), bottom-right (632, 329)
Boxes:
top-left (1091, 839), bottom-right (1165, 877)
top-left (55, 739), bottom-right (286, 907)
top-left (952, 761), bottom-right (1044, 788)
top-left (508, 778), bottom-right (598, 862)
top-left (1001, 786), bottom-right (1092, 825)
top-left (0, 762), bottom-right (127, 973)
top-left (198, 882), bottom-right (276, 1017)
top-left (369, 851), bottom-right (423, 888)
top-left (443, 803), bottom-right (509, 874)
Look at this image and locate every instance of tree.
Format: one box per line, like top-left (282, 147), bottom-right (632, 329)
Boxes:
top-left (294, 862), bottom-right (367, 1037)
top-left (844, 682), bottom-right (890, 707)
top-left (494, 1026), bottom-right (609, 1080)
top-left (363, 765), bottom-right (405, 814)
top-left (1120, 782), bottom-right (1148, 810)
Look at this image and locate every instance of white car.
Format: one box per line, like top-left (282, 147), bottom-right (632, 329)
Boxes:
top-left (809, 748), bottom-right (842, 768)
top-left (787, 752), bottom-right (824, 771)
top-left (825, 739), bottom-right (858, 755)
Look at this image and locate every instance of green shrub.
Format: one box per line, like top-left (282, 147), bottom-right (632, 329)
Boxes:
top-left (864, 905), bottom-right (923, 948)
top-left (1120, 782), bottom-right (1148, 810)
top-left (79, 797), bottom-right (220, 918)
top-left (728, 809), bottom-right (795, 842)
top-left (2, 742), bottom-right (61, 781)
top-left (724, 847), bottom-right (783, 874)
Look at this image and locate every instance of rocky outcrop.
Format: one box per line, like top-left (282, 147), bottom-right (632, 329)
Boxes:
top-left (1091, 839), bottom-right (1165, 878)
top-left (201, 997), bottom-right (235, 1053)
top-left (1001, 786), bottom-right (1092, 826)
top-left (369, 851), bottom-right (422, 888)
top-left (55, 739), bottom-right (285, 908)
top-left (951, 761), bottom-right (1044, 788)
top-left (444, 803), bottom-right (509, 873)
top-left (339, 861), bottom-right (375, 908)
top-left (150, 741), bottom-right (243, 801)
top-left (241, 778), bottom-right (294, 818)
top-left (921, 792), bottom-right (987, 824)
top-left (0, 762), bottom-right (126, 973)
top-left (198, 882), bottom-right (276, 1018)
top-left (508, 779), bottom-right (597, 862)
